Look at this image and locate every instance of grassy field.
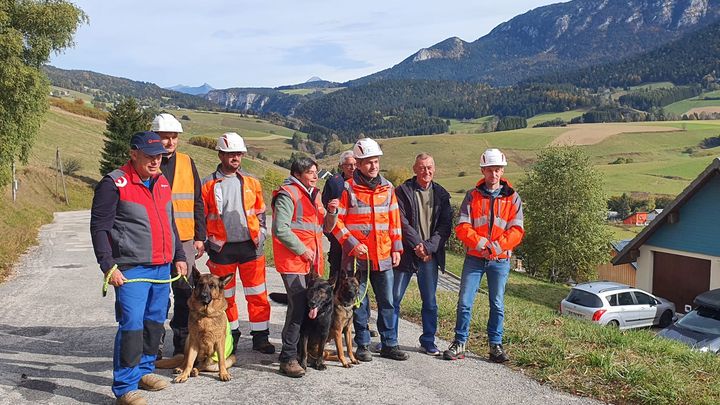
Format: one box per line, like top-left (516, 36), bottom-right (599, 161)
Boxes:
top-left (665, 91), bottom-right (720, 115)
top-left (50, 85), bottom-right (94, 103)
top-left (525, 109), bottom-right (586, 127)
top-left (399, 255), bottom-right (720, 405)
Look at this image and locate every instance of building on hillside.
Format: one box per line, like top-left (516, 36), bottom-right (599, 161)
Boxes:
top-left (647, 208), bottom-right (664, 222)
top-left (613, 158), bottom-right (720, 313)
top-left (596, 240), bottom-right (637, 286)
top-left (622, 212), bottom-right (647, 226)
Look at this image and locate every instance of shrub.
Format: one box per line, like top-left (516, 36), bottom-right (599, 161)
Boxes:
top-left (188, 136), bottom-right (216, 149)
top-left (63, 158), bottom-right (82, 176)
top-left (458, 171), bottom-right (466, 177)
top-left (180, 115), bottom-right (191, 121)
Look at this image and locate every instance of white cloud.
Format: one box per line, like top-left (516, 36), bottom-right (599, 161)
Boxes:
top-left (50, 0), bottom-right (561, 88)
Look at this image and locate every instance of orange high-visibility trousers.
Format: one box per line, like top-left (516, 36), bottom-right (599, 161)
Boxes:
top-left (207, 255), bottom-right (270, 331)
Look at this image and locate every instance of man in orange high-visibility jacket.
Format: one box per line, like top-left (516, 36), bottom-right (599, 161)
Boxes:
top-left (154, 113), bottom-right (206, 359)
top-left (333, 137), bottom-right (409, 362)
top-left (272, 157), bottom-right (339, 378)
top-left (443, 148), bottom-right (524, 364)
top-left (201, 132), bottom-right (275, 355)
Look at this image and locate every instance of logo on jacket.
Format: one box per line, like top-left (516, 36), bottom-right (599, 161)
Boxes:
top-left (115, 177), bottom-right (128, 188)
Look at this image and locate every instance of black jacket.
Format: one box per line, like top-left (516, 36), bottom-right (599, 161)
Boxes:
top-left (394, 177), bottom-right (453, 273)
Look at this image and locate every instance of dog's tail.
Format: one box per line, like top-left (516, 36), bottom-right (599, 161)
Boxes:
top-left (269, 292), bottom-right (288, 305)
top-left (155, 354), bottom-right (185, 369)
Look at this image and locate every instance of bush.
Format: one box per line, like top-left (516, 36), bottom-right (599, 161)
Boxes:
top-left (180, 115), bottom-right (191, 121)
top-left (63, 158), bottom-right (82, 176)
top-left (458, 171), bottom-right (466, 177)
top-left (188, 136), bottom-right (216, 150)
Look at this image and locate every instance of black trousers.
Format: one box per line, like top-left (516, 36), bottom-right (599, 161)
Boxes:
top-left (279, 273), bottom-right (309, 363)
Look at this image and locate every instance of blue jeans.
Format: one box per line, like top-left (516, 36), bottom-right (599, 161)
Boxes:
top-left (112, 264), bottom-right (170, 398)
top-left (453, 256), bottom-right (510, 345)
top-left (393, 258), bottom-right (438, 348)
top-left (353, 268), bottom-right (397, 348)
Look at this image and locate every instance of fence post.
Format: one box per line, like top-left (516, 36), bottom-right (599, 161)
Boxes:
top-left (12, 160), bottom-right (17, 203)
top-left (57, 147), bottom-right (69, 205)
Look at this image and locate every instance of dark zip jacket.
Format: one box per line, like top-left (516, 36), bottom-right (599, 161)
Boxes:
top-left (394, 177), bottom-right (453, 273)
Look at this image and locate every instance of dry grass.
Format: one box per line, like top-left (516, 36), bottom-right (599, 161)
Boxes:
top-left (551, 123), bottom-right (681, 146)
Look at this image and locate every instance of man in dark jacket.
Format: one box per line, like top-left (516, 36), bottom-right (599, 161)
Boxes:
top-left (321, 150), bottom-right (355, 280)
top-left (393, 153), bottom-right (452, 356)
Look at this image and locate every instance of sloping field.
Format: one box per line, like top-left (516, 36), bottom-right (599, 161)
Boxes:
top-left (551, 123), bottom-right (680, 146)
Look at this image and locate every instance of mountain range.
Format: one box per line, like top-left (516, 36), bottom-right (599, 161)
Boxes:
top-left (166, 83), bottom-right (215, 95)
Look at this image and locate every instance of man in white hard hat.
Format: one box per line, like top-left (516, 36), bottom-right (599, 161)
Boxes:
top-left (443, 148), bottom-right (525, 363)
top-left (332, 137), bottom-right (408, 361)
top-left (201, 132), bottom-right (275, 355)
top-left (152, 113), bottom-right (206, 359)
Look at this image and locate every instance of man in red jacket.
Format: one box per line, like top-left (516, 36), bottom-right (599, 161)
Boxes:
top-left (91, 131), bottom-right (187, 405)
top-left (443, 148), bottom-right (524, 363)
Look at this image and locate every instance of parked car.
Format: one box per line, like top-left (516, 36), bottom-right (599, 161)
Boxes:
top-left (657, 289), bottom-right (720, 353)
top-left (560, 281), bottom-right (676, 330)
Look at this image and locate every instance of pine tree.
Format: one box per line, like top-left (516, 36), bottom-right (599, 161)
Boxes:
top-left (99, 98), bottom-right (151, 176)
top-left (519, 146), bottom-right (611, 283)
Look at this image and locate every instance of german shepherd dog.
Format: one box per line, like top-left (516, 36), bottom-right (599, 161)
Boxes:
top-left (155, 268), bottom-right (235, 382)
top-left (324, 272), bottom-right (361, 368)
top-left (298, 273), bottom-right (334, 371)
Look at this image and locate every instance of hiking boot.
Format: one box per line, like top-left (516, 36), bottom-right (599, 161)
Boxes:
top-left (420, 343), bottom-right (441, 356)
top-left (116, 390), bottom-right (146, 405)
top-left (251, 330), bottom-right (276, 354)
top-left (380, 345), bottom-right (409, 361)
top-left (279, 359), bottom-right (305, 378)
top-left (230, 329), bottom-right (242, 355)
top-left (138, 374), bottom-right (169, 391)
top-left (443, 341), bottom-right (465, 360)
top-left (355, 345), bottom-right (373, 362)
top-left (489, 343), bottom-right (509, 363)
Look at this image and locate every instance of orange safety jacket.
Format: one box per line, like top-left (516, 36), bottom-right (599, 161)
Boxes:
top-left (170, 152), bottom-right (196, 241)
top-left (456, 178), bottom-right (524, 260)
top-left (201, 169), bottom-right (266, 251)
top-left (333, 176), bottom-right (403, 271)
top-left (271, 182), bottom-right (326, 276)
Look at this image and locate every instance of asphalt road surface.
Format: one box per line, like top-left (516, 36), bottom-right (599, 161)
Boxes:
top-left (0, 211), bottom-right (600, 405)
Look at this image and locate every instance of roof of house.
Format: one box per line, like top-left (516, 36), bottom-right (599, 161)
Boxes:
top-left (613, 157), bottom-right (720, 265)
top-left (622, 211), bottom-right (647, 221)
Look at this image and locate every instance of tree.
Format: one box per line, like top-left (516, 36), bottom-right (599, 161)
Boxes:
top-left (99, 98), bottom-right (151, 175)
top-left (0, 0), bottom-right (86, 187)
top-left (519, 146), bottom-right (610, 283)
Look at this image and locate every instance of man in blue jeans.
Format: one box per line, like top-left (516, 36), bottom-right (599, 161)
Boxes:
top-left (393, 153), bottom-right (452, 355)
top-left (444, 148), bottom-right (524, 363)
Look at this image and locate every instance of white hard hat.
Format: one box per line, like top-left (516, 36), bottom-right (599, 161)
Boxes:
top-left (216, 132), bottom-right (247, 152)
top-left (480, 148), bottom-right (507, 167)
top-left (151, 113), bottom-right (183, 133)
top-left (352, 138), bottom-right (383, 159)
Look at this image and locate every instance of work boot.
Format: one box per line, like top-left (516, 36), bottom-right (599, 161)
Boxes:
top-left (279, 359), bottom-right (305, 378)
top-left (355, 345), bottom-right (373, 362)
top-left (380, 345), bottom-right (409, 361)
top-left (489, 343), bottom-right (509, 363)
top-left (116, 390), bottom-right (146, 405)
top-left (443, 341), bottom-right (466, 360)
top-left (230, 329), bottom-right (242, 355)
top-left (138, 374), bottom-right (169, 391)
top-left (251, 330), bottom-right (276, 354)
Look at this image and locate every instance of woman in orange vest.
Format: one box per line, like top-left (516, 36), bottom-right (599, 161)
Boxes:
top-left (272, 157), bottom-right (338, 378)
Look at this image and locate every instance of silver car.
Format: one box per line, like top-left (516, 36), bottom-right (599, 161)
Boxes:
top-left (560, 281), bottom-right (676, 330)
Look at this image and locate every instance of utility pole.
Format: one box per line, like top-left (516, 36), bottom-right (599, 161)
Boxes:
top-left (56, 147), bottom-right (69, 205)
top-left (12, 160), bottom-right (17, 203)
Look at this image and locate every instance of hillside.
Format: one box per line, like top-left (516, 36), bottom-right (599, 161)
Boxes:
top-left (349, 0), bottom-right (720, 86)
top-left (532, 19), bottom-right (720, 88)
top-left (43, 65), bottom-right (216, 110)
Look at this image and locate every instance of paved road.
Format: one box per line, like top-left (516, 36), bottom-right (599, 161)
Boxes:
top-left (0, 211), bottom-right (600, 405)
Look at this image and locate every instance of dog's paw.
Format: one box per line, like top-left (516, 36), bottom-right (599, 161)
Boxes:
top-left (173, 374), bottom-right (189, 383)
top-left (219, 371), bottom-right (232, 382)
top-left (190, 368), bottom-right (199, 377)
top-left (351, 358), bottom-right (360, 365)
top-left (341, 362), bottom-right (353, 368)
top-left (316, 363), bottom-right (327, 371)
top-left (172, 367), bottom-right (182, 374)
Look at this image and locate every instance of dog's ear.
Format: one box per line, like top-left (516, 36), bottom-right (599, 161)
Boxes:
top-left (220, 273), bottom-right (234, 288)
top-left (191, 266), bottom-right (201, 282)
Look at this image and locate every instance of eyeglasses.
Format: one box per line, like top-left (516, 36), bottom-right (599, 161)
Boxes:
top-left (341, 163), bottom-right (356, 168)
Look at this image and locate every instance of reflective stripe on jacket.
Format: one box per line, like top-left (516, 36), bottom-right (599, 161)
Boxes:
top-left (107, 162), bottom-right (175, 266)
top-left (456, 178), bottom-right (524, 260)
top-left (271, 181), bottom-right (326, 276)
top-left (170, 152), bottom-right (195, 241)
top-left (202, 169), bottom-right (266, 251)
top-left (333, 176), bottom-right (403, 271)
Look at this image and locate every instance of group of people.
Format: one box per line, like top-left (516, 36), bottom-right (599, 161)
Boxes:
top-left (90, 113), bottom-right (525, 404)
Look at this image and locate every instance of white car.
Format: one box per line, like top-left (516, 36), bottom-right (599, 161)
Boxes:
top-left (560, 281), bottom-right (676, 330)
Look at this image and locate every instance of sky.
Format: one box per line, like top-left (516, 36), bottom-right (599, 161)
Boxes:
top-left (50, 0), bottom-right (562, 90)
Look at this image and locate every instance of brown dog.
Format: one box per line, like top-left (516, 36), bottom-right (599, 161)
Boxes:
top-left (155, 268), bottom-right (235, 382)
top-left (324, 272), bottom-right (361, 368)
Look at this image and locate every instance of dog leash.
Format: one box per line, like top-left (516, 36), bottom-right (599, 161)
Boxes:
top-left (352, 258), bottom-right (371, 308)
top-left (102, 264), bottom-right (190, 297)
